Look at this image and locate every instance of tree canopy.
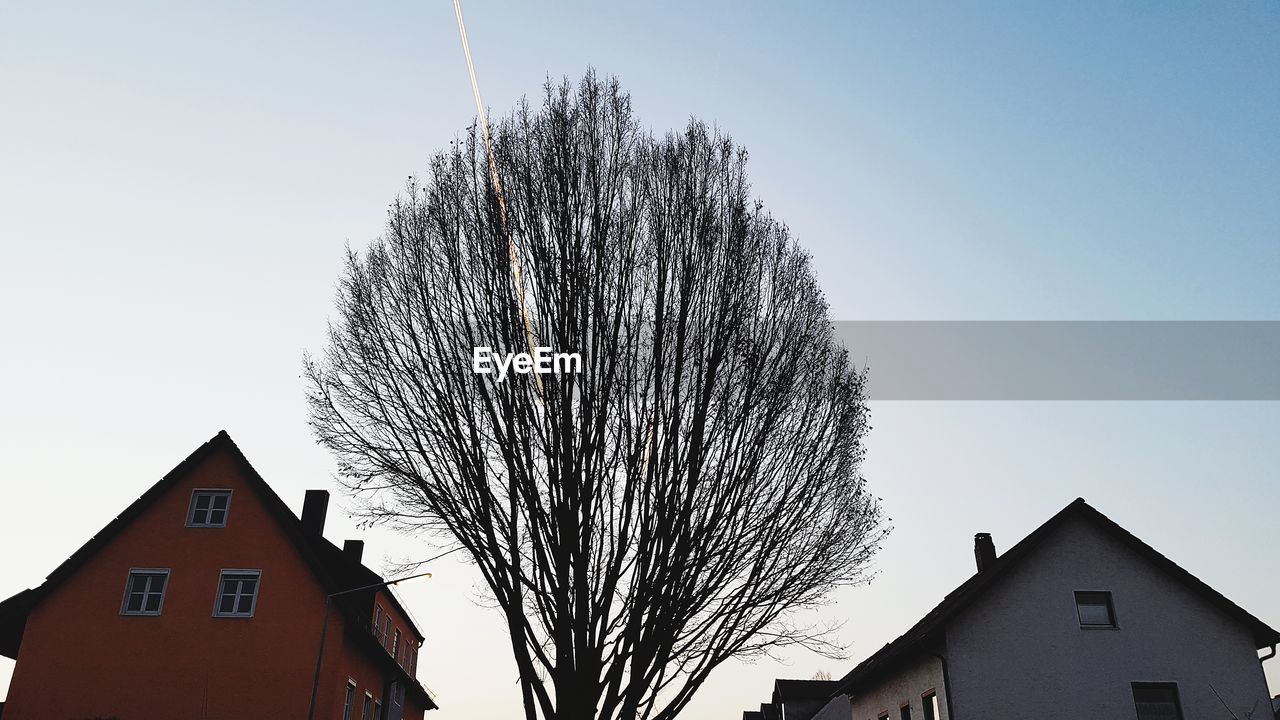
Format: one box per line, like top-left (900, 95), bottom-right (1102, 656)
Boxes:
top-left (305, 72), bottom-right (885, 720)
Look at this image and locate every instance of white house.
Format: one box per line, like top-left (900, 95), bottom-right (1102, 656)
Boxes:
top-left (745, 498), bottom-right (1278, 720)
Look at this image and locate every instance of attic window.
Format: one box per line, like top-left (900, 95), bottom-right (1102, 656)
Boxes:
top-left (187, 489), bottom-right (232, 528)
top-left (1075, 590), bottom-right (1117, 627)
top-left (120, 568), bottom-right (170, 616)
top-left (214, 569), bottom-right (261, 617)
top-left (1132, 682), bottom-right (1184, 720)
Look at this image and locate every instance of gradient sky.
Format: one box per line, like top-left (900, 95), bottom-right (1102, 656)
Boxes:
top-left (1, 2), bottom-right (1277, 717)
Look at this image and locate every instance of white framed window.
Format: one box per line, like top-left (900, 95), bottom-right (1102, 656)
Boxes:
top-left (382, 616), bottom-right (392, 650)
top-left (187, 489), bottom-right (233, 527)
top-left (373, 604), bottom-right (384, 643)
top-left (342, 679), bottom-right (357, 720)
top-left (362, 692), bottom-right (374, 720)
top-left (392, 628), bottom-right (401, 661)
top-left (213, 569), bottom-right (261, 617)
top-left (373, 699), bottom-right (382, 720)
top-left (922, 691), bottom-right (939, 720)
top-left (120, 568), bottom-right (170, 616)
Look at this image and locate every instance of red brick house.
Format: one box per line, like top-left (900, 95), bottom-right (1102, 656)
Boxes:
top-left (0, 431), bottom-right (438, 719)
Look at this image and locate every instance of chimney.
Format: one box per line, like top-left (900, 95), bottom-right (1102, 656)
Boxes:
top-left (301, 490), bottom-right (329, 536)
top-left (974, 533), bottom-right (997, 572)
top-left (343, 539), bottom-right (365, 565)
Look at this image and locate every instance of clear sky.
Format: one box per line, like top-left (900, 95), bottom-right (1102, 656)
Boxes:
top-left (1, 1), bottom-right (1277, 716)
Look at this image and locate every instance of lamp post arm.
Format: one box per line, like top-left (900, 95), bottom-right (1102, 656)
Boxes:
top-left (329, 570), bottom-right (434, 600)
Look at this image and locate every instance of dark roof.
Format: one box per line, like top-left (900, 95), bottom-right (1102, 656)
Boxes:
top-left (834, 498), bottom-right (1280, 698)
top-left (0, 430), bottom-right (436, 709)
top-left (774, 678), bottom-right (838, 700)
top-left (743, 679), bottom-right (835, 720)
top-left (0, 589), bottom-right (37, 662)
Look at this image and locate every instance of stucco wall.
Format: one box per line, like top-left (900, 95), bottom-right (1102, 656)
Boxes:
top-left (945, 514), bottom-right (1272, 719)
top-left (847, 655), bottom-right (949, 720)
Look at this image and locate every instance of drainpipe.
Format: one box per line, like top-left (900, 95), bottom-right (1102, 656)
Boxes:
top-left (1261, 644), bottom-right (1276, 663)
top-left (927, 650), bottom-right (956, 720)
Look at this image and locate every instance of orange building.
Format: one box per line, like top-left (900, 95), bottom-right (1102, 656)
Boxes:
top-left (0, 431), bottom-right (438, 719)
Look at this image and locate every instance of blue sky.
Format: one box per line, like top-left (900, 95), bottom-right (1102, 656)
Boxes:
top-left (1, 2), bottom-right (1277, 716)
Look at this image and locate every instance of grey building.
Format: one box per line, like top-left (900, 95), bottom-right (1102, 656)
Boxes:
top-left (747, 498), bottom-right (1278, 720)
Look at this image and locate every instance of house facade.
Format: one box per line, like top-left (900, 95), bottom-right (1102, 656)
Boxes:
top-left (748, 499), bottom-right (1277, 720)
top-left (0, 431), bottom-right (437, 719)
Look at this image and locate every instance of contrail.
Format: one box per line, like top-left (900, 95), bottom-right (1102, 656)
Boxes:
top-left (452, 0), bottom-right (544, 403)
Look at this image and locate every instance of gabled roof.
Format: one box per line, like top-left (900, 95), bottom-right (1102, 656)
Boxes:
top-left (833, 497), bottom-right (1280, 698)
top-left (0, 431), bottom-right (436, 708)
top-left (741, 678), bottom-right (836, 720)
top-left (774, 678), bottom-right (838, 701)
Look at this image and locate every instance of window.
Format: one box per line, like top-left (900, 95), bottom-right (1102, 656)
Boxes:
top-left (120, 569), bottom-right (170, 615)
top-left (899, 704), bottom-right (912, 720)
top-left (187, 489), bottom-right (232, 527)
top-left (362, 692), bottom-right (373, 720)
top-left (342, 680), bottom-right (357, 720)
top-left (878, 714), bottom-right (889, 720)
top-left (214, 569), bottom-right (261, 617)
top-left (383, 681), bottom-right (404, 720)
top-left (407, 645), bottom-right (417, 676)
top-left (373, 604), bottom-right (384, 642)
top-left (1075, 590), bottom-right (1117, 627)
top-left (389, 680), bottom-right (406, 709)
top-left (373, 700), bottom-right (382, 720)
top-left (392, 628), bottom-right (402, 660)
top-left (382, 616), bottom-right (392, 649)
top-left (1132, 683), bottom-right (1183, 720)
top-left (922, 692), bottom-right (938, 720)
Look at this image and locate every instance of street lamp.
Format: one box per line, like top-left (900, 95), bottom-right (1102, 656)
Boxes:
top-left (305, 570), bottom-right (433, 720)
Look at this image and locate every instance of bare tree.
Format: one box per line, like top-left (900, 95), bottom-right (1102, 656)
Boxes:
top-left (305, 72), bottom-right (885, 720)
